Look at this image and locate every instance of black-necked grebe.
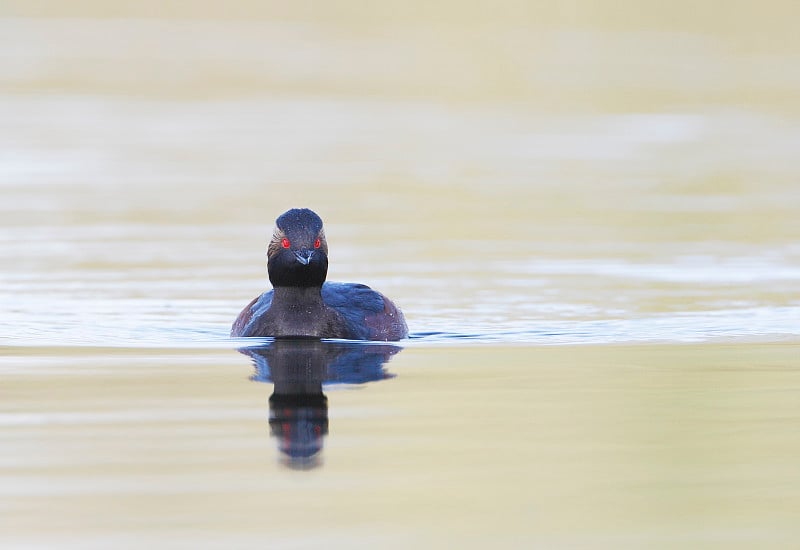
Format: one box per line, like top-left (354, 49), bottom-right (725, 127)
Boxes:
top-left (231, 208), bottom-right (408, 341)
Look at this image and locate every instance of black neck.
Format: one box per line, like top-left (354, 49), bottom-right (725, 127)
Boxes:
top-left (267, 256), bottom-right (328, 288)
top-left (272, 286), bottom-right (324, 304)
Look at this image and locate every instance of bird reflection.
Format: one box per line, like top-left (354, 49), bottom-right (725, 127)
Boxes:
top-left (239, 339), bottom-right (402, 469)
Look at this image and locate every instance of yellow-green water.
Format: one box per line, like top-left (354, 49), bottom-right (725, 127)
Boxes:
top-left (3, 344), bottom-right (800, 548)
top-left (2, 5), bottom-right (800, 548)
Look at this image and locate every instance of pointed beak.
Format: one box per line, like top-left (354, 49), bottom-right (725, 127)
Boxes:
top-left (293, 249), bottom-right (314, 265)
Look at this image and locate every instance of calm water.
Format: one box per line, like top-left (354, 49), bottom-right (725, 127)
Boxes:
top-left (2, 8), bottom-right (800, 549)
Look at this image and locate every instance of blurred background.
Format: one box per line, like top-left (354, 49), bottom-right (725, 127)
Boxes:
top-left (2, 3), bottom-right (800, 548)
top-left (2, 1), bottom-right (800, 344)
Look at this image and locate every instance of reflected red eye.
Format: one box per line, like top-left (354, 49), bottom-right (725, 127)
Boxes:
top-left (314, 238), bottom-right (321, 249)
top-left (281, 238), bottom-right (290, 249)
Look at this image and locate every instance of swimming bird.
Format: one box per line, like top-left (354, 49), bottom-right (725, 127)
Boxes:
top-left (231, 208), bottom-right (408, 341)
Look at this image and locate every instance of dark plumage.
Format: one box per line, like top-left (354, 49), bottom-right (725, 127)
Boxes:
top-left (231, 208), bottom-right (408, 341)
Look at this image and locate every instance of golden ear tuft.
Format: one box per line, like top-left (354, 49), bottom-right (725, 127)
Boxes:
top-left (267, 227), bottom-right (287, 258)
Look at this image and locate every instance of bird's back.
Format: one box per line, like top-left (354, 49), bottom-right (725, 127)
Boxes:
top-left (231, 281), bottom-right (407, 341)
top-left (321, 282), bottom-right (408, 341)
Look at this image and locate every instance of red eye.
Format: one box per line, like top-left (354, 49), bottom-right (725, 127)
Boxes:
top-left (281, 238), bottom-right (290, 249)
top-left (314, 238), bottom-right (321, 249)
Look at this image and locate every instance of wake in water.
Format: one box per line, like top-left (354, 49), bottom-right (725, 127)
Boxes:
top-left (1, 304), bottom-right (797, 348)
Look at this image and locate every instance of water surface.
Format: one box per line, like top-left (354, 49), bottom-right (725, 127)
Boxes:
top-left (2, 9), bottom-right (800, 549)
